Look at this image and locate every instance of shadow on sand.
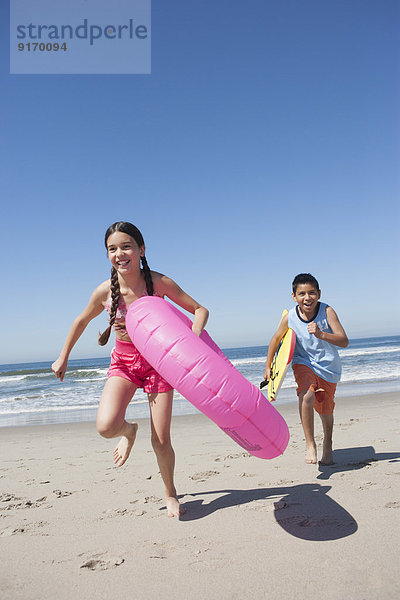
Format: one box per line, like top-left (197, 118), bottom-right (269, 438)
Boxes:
top-left (317, 445), bottom-right (400, 480)
top-left (179, 482), bottom-right (357, 541)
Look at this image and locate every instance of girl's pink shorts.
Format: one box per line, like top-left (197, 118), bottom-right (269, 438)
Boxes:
top-left (107, 339), bottom-right (172, 394)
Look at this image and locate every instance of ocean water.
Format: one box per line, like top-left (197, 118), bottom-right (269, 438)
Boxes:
top-left (0, 336), bottom-right (399, 428)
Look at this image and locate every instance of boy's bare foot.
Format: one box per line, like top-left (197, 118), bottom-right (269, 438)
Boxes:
top-left (305, 442), bottom-right (317, 464)
top-left (113, 423), bottom-right (138, 467)
top-left (166, 496), bottom-right (185, 518)
top-left (320, 443), bottom-right (333, 465)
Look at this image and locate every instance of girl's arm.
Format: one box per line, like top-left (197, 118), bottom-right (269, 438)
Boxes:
top-left (308, 306), bottom-right (349, 348)
top-left (52, 284), bottom-right (107, 381)
top-left (155, 274), bottom-right (209, 336)
top-left (263, 313), bottom-right (289, 381)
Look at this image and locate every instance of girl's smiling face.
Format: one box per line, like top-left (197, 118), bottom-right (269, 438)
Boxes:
top-left (106, 231), bottom-right (144, 274)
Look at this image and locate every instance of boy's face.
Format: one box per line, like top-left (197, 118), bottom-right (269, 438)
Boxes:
top-left (292, 283), bottom-right (321, 318)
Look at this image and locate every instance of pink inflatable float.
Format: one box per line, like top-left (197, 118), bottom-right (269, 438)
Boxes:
top-left (126, 297), bottom-right (289, 459)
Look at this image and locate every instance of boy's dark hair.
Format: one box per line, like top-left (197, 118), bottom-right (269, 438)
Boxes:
top-left (292, 273), bottom-right (320, 294)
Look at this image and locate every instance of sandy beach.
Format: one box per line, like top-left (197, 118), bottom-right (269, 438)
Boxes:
top-left (1, 391), bottom-right (399, 600)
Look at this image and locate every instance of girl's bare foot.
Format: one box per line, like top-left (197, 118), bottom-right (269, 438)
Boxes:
top-left (305, 442), bottom-right (317, 464)
top-left (113, 423), bottom-right (138, 467)
top-left (166, 496), bottom-right (185, 518)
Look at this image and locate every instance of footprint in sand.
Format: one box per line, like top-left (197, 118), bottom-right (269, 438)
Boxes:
top-left (339, 419), bottom-right (360, 427)
top-left (0, 494), bottom-right (49, 511)
top-left (149, 553), bottom-right (167, 559)
top-left (215, 452), bottom-right (251, 462)
top-left (358, 481), bottom-right (377, 490)
top-left (0, 521), bottom-right (48, 537)
top-left (274, 479), bottom-right (298, 486)
top-left (143, 495), bottom-right (163, 504)
top-left (80, 552), bottom-right (124, 571)
top-left (52, 489), bottom-right (73, 498)
top-left (385, 501), bottom-right (400, 509)
top-left (0, 526), bottom-right (26, 537)
top-left (101, 507), bottom-right (130, 517)
top-left (190, 470), bottom-right (220, 482)
top-left (98, 507), bottom-right (145, 520)
top-left (1, 493), bottom-right (22, 503)
top-left (146, 540), bottom-right (177, 559)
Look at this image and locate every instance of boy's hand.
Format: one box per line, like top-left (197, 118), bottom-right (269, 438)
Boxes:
top-left (308, 322), bottom-right (323, 338)
top-left (263, 367), bottom-right (271, 381)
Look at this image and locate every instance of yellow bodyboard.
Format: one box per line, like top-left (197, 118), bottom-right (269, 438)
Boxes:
top-left (267, 310), bottom-right (296, 402)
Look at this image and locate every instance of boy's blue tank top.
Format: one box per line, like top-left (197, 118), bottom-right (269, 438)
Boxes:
top-left (288, 302), bottom-right (341, 383)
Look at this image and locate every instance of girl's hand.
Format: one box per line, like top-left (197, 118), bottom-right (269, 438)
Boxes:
top-left (113, 320), bottom-right (126, 332)
top-left (308, 322), bottom-right (322, 338)
top-left (52, 357), bottom-right (68, 382)
top-left (192, 325), bottom-right (202, 337)
top-left (263, 367), bottom-right (271, 382)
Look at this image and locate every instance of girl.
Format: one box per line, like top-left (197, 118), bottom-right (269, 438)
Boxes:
top-left (52, 221), bottom-right (209, 518)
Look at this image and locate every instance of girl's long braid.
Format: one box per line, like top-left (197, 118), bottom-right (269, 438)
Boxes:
top-left (141, 256), bottom-right (154, 296)
top-left (98, 267), bottom-right (121, 346)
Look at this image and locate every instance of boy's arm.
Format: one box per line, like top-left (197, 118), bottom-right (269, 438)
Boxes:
top-left (263, 313), bottom-right (289, 380)
top-left (308, 306), bottom-right (349, 348)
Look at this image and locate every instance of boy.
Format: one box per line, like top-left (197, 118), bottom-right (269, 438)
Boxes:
top-left (264, 273), bottom-right (348, 465)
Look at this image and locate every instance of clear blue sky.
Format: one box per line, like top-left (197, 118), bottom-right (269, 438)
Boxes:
top-left (1, 0), bottom-right (399, 364)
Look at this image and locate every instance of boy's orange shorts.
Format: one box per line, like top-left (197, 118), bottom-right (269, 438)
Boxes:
top-left (292, 364), bottom-right (336, 415)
